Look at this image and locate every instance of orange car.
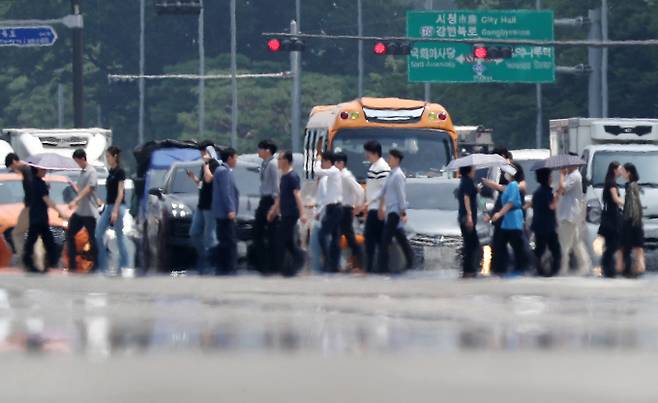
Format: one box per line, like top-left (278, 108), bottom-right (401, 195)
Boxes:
top-left (0, 173), bottom-right (78, 269)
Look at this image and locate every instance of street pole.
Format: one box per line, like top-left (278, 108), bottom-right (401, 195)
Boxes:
top-left (57, 84), bottom-right (64, 128)
top-left (139, 0), bottom-right (145, 144)
top-left (357, 0), bottom-right (363, 98)
top-left (198, 0), bottom-right (205, 138)
top-left (588, 7), bottom-right (602, 118)
top-left (424, 0), bottom-right (433, 102)
top-left (601, 0), bottom-right (608, 117)
top-left (535, 0), bottom-right (543, 148)
top-left (71, 0), bottom-right (84, 128)
top-left (230, 0), bottom-right (238, 148)
top-left (291, 20), bottom-right (301, 153)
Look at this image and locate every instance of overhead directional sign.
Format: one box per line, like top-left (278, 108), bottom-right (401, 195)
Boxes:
top-left (407, 10), bottom-right (555, 83)
top-left (0, 26), bottom-right (58, 47)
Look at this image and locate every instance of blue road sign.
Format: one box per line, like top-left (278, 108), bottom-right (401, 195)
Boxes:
top-left (0, 26), bottom-right (58, 47)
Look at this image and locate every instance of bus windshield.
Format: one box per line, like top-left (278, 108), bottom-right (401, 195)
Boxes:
top-left (332, 128), bottom-right (454, 182)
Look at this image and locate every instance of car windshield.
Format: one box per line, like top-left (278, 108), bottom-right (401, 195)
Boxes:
top-left (234, 164), bottom-right (260, 196)
top-left (170, 167), bottom-right (200, 194)
top-left (332, 128), bottom-right (454, 182)
top-left (147, 169), bottom-right (168, 190)
top-left (407, 181), bottom-right (459, 210)
top-left (592, 151), bottom-right (658, 187)
top-left (0, 180), bottom-right (24, 204)
top-left (48, 181), bottom-right (76, 205)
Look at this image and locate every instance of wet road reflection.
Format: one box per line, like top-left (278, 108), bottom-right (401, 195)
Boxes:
top-left (1, 275), bottom-right (658, 357)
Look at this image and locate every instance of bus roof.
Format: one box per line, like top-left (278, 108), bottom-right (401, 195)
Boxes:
top-left (307, 97), bottom-right (454, 134)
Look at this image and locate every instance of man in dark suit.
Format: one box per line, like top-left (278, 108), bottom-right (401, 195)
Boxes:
top-left (212, 147), bottom-right (240, 275)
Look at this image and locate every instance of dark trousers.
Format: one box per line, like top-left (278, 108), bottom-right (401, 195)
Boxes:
top-left (23, 223), bottom-right (58, 272)
top-left (276, 216), bottom-right (305, 277)
top-left (379, 213), bottom-right (413, 273)
top-left (319, 204), bottom-right (342, 272)
top-left (67, 213), bottom-right (97, 271)
top-left (498, 229), bottom-right (529, 274)
top-left (253, 196), bottom-right (277, 273)
top-left (460, 223), bottom-right (480, 276)
top-left (365, 210), bottom-right (384, 273)
top-left (341, 206), bottom-right (363, 268)
top-left (490, 225), bottom-right (506, 276)
top-left (534, 231), bottom-right (562, 277)
top-left (601, 232), bottom-right (619, 278)
top-left (215, 218), bottom-right (237, 275)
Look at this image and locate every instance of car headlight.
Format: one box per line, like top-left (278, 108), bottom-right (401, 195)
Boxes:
top-left (586, 198), bottom-right (602, 224)
top-left (170, 202), bottom-right (192, 218)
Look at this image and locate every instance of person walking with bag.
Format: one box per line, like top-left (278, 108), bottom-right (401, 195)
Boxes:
top-left (598, 161), bottom-right (624, 278)
top-left (95, 146), bottom-right (130, 274)
top-left (67, 149), bottom-right (99, 272)
top-left (621, 163), bottom-right (645, 278)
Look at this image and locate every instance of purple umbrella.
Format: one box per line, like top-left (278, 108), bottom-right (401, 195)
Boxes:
top-left (26, 153), bottom-right (80, 171)
top-left (530, 154), bottom-right (586, 171)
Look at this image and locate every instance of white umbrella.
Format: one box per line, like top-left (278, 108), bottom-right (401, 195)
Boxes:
top-left (446, 153), bottom-right (515, 174)
top-left (26, 153), bottom-right (80, 171)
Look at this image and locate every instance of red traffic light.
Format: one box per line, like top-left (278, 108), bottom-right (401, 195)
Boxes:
top-left (473, 46), bottom-right (488, 59)
top-left (373, 42), bottom-right (387, 55)
top-left (267, 38), bottom-right (282, 52)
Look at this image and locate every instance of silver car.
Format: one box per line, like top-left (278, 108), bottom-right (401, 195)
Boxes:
top-left (405, 178), bottom-right (493, 272)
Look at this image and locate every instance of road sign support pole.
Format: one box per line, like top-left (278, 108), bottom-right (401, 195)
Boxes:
top-left (230, 0), bottom-right (238, 148)
top-left (198, 0), bottom-right (205, 138)
top-left (535, 0), bottom-right (543, 148)
top-left (601, 0), bottom-right (609, 118)
top-left (291, 20), bottom-right (301, 154)
top-left (71, 0), bottom-right (84, 128)
top-left (139, 0), bottom-right (145, 144)
top-left (588, 8), bottom-right (602, 118)
top-left (357, 0), bottom-right (363, 98)
top-left (423, 0), bottom-right (433, 102)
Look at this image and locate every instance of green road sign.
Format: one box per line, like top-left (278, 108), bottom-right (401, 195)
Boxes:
top-left (407, 10), bottom-right (555, 83)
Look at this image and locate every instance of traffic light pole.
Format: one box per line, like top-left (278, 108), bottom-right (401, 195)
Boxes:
top-left (71, 0), bottom-right (84, 128)
top-left (291, 20), bottom-right (301, 154)
top-left (357, 0), bottom-right (363, 98)
top-left (139, 0), bottom-right (145, 144)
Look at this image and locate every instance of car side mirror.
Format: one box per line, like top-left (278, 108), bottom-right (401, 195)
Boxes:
top-left (148, 188), bottom-right (164, 200)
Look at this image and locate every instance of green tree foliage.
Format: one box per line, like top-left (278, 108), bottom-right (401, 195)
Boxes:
top-left (0, 0), bottom-right (657, 157)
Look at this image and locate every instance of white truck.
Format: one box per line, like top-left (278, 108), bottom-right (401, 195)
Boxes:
top-left (549, 118), bottom-right (658, 270)
top-left (0, 140), bottom-right (13, 169)
top-left (0, 128), bottom-right (112, 177)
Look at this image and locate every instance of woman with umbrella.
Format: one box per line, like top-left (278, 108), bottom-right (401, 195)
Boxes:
top-left (598, 161), bottom-right (624, 278)
top-left (487, 165), bottom-right (529, 275)
top-left (621, 163), bottom-right (645, 277)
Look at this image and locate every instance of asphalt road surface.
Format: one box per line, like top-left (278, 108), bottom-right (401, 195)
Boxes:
top-left (1, 272), bottom-right (658, 402)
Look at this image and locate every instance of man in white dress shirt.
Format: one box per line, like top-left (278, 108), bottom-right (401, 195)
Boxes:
top-left (314, 152), bottom-right (343, 272)
top-left (335, 152), bottom-right (365, 271)
top-left (362, 141), bottom-right (390, 273)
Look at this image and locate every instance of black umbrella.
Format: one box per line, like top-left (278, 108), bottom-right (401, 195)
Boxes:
top-left (531, 154), bottom-right (586, 171)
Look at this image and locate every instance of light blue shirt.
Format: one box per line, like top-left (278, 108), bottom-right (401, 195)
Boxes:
top-left (379, 167), bottom-right (407, 215)
top-left (501, 180), bottom-right (524, 230)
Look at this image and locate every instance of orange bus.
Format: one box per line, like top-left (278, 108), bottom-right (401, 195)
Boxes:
top-left (303, 97), bottom-right (457, 182)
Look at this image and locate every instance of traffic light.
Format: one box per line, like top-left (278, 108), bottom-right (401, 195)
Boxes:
top-left (473, 45), bottom-right (513, 60)
top-left (155, 1), bottom-right (202, 15)
top-left (266, 37), bottom-right (305, 52)
top-left (373, 41), bottom-right (412, 56)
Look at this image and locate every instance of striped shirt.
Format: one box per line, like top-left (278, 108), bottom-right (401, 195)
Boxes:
top-left (366, 157), bottom-right (390, 210)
